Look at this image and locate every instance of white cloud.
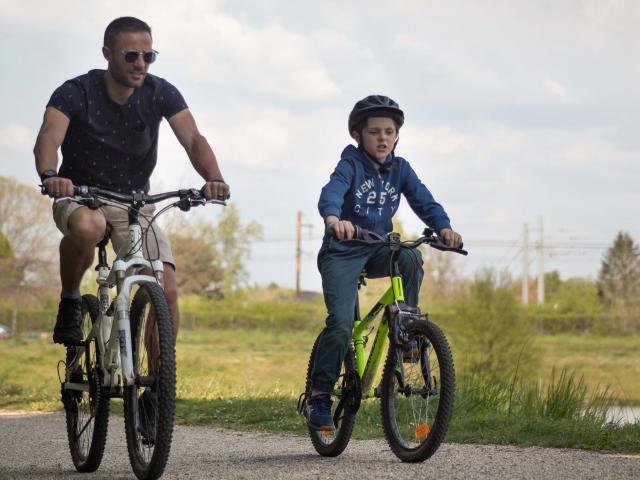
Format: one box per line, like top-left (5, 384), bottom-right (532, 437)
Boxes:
top-left (392, 33), bottom-right (433, 55)
top-left (156, 10), bottom-right (339, 99)
top-left (543, 75), bottom-right (573, 103)
top-left (0, 124), bottom-right (34, 151)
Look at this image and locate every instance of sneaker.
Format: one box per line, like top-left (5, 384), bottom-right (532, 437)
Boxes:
top-left (303, 393), bottom-right (335, 431)
top-left (53, 298), bottom-right (83, 346)
top-left (138, 389), bottom-right (157, 446)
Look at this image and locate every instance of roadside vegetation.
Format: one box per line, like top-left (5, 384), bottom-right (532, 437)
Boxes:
top-left (1, 175), bottom-right (640, 452)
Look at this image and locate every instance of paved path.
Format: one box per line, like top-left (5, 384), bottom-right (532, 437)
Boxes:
top-left (1, 411), bottom-right (639, 479)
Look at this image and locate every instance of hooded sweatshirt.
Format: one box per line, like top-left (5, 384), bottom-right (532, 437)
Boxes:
top-left (318, 144), bottom-right (451, 237)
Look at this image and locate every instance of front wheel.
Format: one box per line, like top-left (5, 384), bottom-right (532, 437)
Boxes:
top-left (123, 283), bottom-right (176, 480)
top-left (63, 294), bottom-right (110, 472)
top-left (303, 333), bottom-right (359, 457)
top-left (380, 320), bottom-right (455, 462)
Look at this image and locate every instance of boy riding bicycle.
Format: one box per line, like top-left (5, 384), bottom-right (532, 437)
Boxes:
top-left (304, 95), bottom-right (463, 431)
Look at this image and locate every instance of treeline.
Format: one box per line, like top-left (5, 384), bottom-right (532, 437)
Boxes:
top-left (1, 175), bottom-right (639, 339)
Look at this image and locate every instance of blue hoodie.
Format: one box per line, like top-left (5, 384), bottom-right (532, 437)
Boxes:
top-left (318, 145), bottom-right (451, 237)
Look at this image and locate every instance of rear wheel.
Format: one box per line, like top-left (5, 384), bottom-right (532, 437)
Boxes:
top-left (304, 333), bottom-right (359, 457)
top-left (123, 283), bottom-right (176, 480)
top-left (63, 294), bottom-right (110, 472)
top-left (380, 320), bottom-right (455, 462)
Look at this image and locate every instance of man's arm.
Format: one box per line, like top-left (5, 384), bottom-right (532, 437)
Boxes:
top-left (33, 106), bottom-right (73, 197)
top-left (167, 109), bottom-right (229, 200)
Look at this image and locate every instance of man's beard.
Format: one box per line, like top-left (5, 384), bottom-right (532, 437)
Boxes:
top-left (112, 67), bottom-right (144, 88)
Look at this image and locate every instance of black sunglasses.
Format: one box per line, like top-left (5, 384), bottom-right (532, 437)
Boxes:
top-left (121, 49), bottom-right (159, 64)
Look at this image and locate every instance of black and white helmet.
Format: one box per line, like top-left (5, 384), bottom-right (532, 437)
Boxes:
top-left (348, 95), bottom-right (405, 136)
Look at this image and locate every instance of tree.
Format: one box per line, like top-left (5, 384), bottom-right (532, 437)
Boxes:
top-left (597, 231), bottom-right (640, 331)
top-left (452, 269), bottom-right (539, 382)
top-left (0, 231), bottom-right (23, 290)
top-left (166, 202), bottom-right (262, 297)
top-left (215, 203), bottom-right (263, 294)
top-left (166, 219), bottom-right (224, 296)
top-left (0, 176), bottom-right (60, 288)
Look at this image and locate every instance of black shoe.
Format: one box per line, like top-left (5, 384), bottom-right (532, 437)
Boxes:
top-left (53, 298), bottom-right (83, 346)
top-left (138, 389), bottom-right (157, 446)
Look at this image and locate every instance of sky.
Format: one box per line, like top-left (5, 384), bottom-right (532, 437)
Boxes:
top-left (1, 0), bottom-right (639, 292)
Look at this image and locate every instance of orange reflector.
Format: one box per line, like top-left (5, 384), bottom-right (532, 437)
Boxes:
top-left (415, 422), bottom-right (430, 438)
top-left (321, 430), bottom-right (332, 438)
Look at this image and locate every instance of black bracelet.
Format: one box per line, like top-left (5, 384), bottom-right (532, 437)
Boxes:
top-left (207, 179), bottom-right (226, 184)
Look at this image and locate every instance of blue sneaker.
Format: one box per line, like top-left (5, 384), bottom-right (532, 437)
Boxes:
top-left (304, 393), bottom-right (335, 431)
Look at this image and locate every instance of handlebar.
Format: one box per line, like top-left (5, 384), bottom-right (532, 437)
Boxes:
top-left (349, 226), bottom-right (468, 256)
top-left (40, 185), bottom-right (226, 211)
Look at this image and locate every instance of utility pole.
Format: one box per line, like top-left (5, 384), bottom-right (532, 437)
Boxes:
top-left (295, 210), bottom-right (313, 297)
top-left (522, 222), bottom-right (529, 305)
top-left (537, 216), bottom-right (544, 305)
top-left (296, 210), bottom-right (302, 296)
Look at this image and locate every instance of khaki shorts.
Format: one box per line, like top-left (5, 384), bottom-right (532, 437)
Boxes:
top-left (52, 199), bottom-right (175, 266)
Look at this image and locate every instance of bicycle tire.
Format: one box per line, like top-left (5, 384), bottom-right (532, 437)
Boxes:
top-left (304, 333), bottom-right (358, 457)
top-left (63, 294), bottom-right (110, 472)
top-left (123, 283), bottom-right (176, 480)
top-left (380, 319), bottom-right (455, 462)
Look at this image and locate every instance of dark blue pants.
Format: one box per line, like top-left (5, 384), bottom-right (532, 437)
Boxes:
top-left (311, 237), bottom-right (424, 392)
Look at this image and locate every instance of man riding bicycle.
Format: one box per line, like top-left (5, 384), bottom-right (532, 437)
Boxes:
top-left (33, 16), bottom-right (229, 347)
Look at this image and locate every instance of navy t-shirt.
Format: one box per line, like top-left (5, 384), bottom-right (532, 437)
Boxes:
top-left (47, 69), bottom-right (187, 192)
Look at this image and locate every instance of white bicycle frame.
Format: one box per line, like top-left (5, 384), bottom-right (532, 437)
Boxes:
top-left (64, 218), bottom-right (164, 393)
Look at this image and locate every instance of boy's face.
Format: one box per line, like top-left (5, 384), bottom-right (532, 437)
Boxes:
top-left (357, 117), bottom-right (398, 163)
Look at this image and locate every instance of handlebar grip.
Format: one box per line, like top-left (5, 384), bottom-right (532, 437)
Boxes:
top-left (430, 242), bottom-right (468, 256)
top-left (354, 226), bottom-right (385, 242)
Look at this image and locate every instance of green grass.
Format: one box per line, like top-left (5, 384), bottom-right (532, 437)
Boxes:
top-left (537, 334), bottom-right (640, 405)
top-left (1, 330), bottom-right (640, 452)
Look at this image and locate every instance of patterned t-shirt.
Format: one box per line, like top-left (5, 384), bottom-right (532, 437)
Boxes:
top-left (47, 69), bottom-right (187, 192)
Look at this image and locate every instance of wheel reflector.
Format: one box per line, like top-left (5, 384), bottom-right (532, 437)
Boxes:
top-left (415, 422), bottom-right (430, 438)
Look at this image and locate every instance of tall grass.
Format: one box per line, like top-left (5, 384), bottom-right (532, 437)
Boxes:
top-left (449, 368), bottom-right (639, 451)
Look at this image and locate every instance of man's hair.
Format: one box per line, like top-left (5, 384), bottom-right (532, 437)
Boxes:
top-left (104, 17), bottom-right (152, 48)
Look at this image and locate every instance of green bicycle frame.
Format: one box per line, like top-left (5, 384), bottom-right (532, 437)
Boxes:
top-left (350, 273), bottom-right (405, 398)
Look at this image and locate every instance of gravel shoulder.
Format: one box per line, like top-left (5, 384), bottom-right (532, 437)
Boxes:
top-left (1, 411), bottom-right (639, 480)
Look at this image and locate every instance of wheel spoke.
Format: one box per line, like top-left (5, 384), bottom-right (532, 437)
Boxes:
top-left (380, 320), bottom-right (455, 461)
top-left (63, 295), bottom-right (109, 472)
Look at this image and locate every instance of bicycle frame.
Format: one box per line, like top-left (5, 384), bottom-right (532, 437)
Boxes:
top-left (351, 272), bottom-right (405, 399)
top-left (65, 208), bottom-right (165, 394)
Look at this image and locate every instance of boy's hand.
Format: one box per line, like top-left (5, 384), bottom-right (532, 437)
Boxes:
top-left (326, 217), bottom-right (355, 240)
top-left (439, 228), bottom-right (463, 248)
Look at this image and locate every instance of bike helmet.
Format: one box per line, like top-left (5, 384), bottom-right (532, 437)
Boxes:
top-left (348, 95), bottom-right (405, 136)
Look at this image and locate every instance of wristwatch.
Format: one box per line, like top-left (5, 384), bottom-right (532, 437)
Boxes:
top-left (39, 170), bottom-right (58, 182)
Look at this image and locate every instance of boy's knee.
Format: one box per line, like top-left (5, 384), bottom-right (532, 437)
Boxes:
top-left (325, 314), bottom-right (354, 338)
top-left (398, 250), bottom-right (423, 275)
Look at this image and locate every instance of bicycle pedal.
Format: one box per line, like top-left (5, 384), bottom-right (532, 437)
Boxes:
top-left (296, 392), bottom-right (307, 415)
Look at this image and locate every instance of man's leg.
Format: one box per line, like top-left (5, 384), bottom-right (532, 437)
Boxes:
top-left (60, 207), bottom-right (107, 294)
top-left (54, 206), bottom-right (107, 345)
top-left (161, 263), bottom-right (179, 335)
